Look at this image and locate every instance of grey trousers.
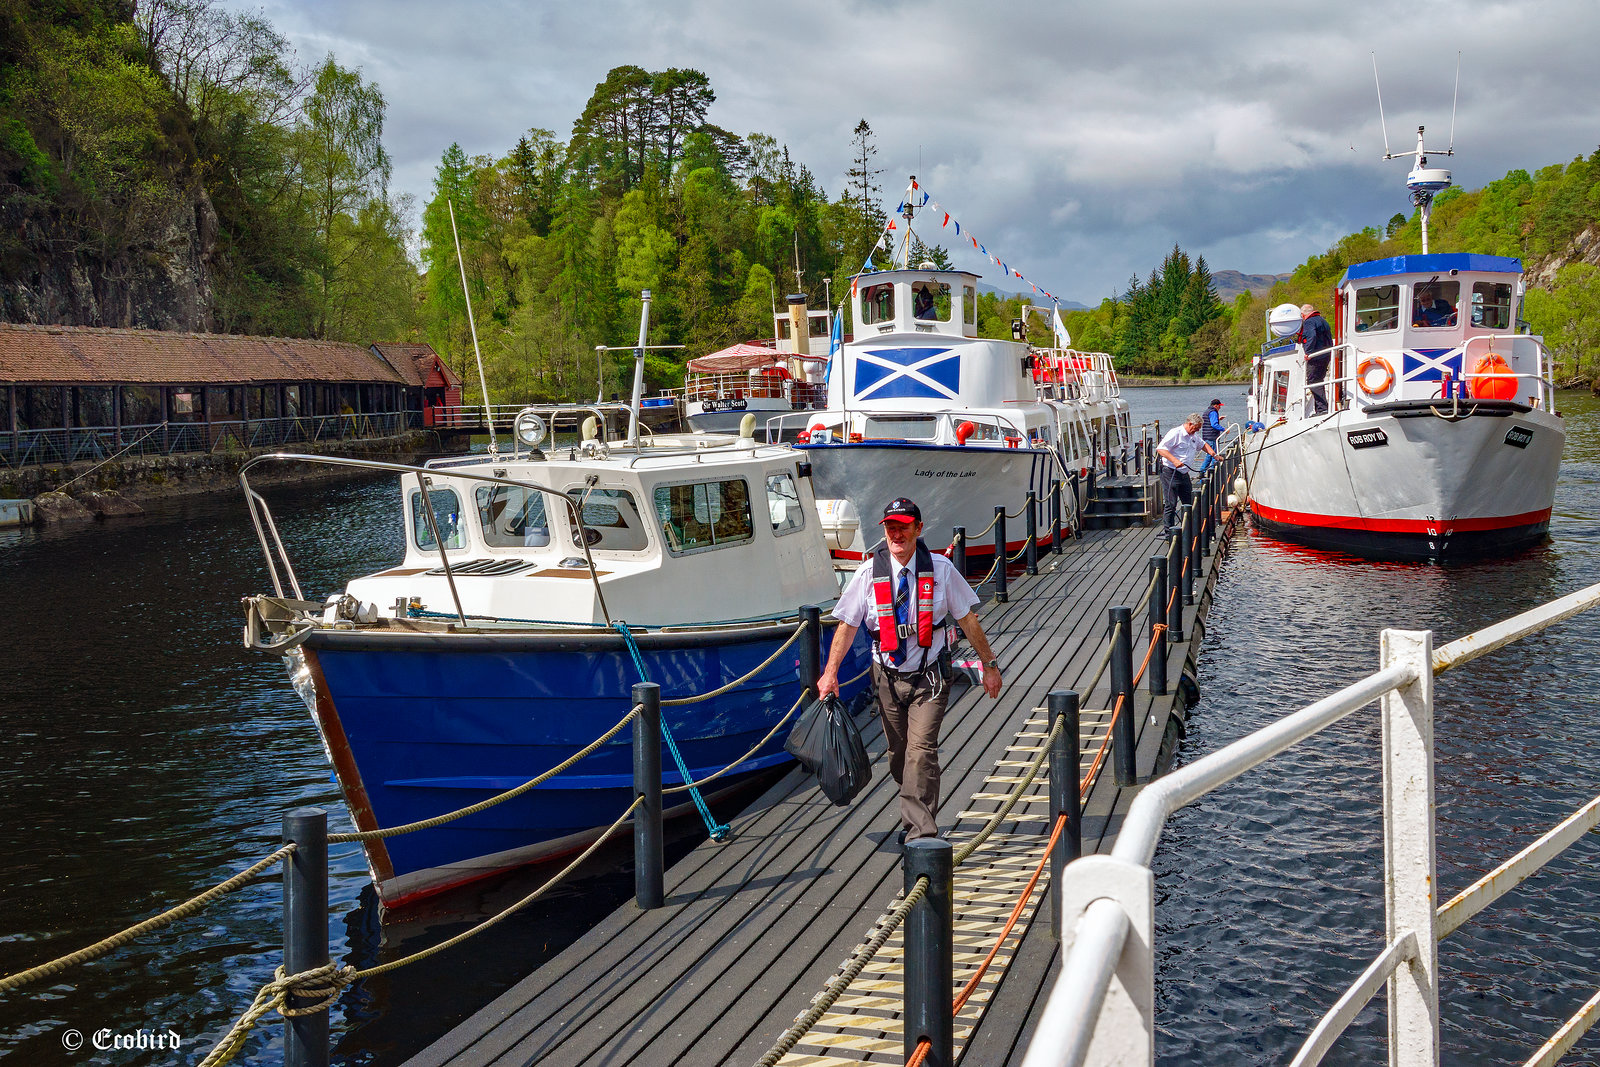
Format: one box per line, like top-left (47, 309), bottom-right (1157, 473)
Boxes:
top-left (873, 662), bottom-right (948, 839)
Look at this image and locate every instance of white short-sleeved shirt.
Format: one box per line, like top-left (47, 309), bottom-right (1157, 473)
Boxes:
top-left (834, 548), bottom-right (980, 667)
top-left (1158, 425), bottom-right (1206, 471)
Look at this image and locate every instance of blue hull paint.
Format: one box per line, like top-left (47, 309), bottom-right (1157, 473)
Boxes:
top-left (306, 628), bottom-right (871, 900)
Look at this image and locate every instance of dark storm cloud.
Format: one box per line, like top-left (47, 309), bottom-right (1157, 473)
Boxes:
top-left (233, 0), bottom-right (1600, 301)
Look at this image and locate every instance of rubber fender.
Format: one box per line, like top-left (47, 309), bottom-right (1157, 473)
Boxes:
top-left (1177, 667), bottom-right (1201, 711)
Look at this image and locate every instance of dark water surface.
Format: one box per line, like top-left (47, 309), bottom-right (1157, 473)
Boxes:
top-left (0, 386), bottom-right (1595, 1065)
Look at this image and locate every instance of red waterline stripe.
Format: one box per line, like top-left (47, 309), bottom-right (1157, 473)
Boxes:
top-left (1250, 501), bottom-right (1551, 534)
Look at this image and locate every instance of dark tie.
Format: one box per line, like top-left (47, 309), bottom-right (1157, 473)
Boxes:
top-left (892, 569), bottom-right (910, 667)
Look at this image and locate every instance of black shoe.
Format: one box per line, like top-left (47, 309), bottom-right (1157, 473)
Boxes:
top-left (896, 829), bottom-right (907, 847)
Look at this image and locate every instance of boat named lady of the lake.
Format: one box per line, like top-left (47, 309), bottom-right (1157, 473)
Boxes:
top-left (1242, 126), bottom-right (1564, 562)
top-left (239, 299), bottom-right (870, 906)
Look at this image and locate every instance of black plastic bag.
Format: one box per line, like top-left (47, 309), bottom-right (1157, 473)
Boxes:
top-left (785, 695), bottom-right (872, 806)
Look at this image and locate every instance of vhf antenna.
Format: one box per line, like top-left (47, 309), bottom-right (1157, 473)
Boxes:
top-left (1371, 52), bottom-right (1391, 157)
top-left (1448, 50), bottom-right (1461, 151)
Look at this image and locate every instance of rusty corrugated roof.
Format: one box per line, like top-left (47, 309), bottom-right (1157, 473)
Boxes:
top-left (0, 324), bottom-right (408, 385)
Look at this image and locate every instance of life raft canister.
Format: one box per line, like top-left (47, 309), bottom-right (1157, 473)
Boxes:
top-left (1469, 352), bottom-right (1516, 400)
top-left (1357, 356), bottom-right (1395, 396)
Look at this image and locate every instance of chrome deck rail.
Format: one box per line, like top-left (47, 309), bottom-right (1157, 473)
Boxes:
top-left (1021, 579), bottom-right (1600, 1067)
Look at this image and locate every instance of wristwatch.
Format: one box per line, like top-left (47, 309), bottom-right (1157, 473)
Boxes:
top-left (984, 658), bottom-right (1000, 671)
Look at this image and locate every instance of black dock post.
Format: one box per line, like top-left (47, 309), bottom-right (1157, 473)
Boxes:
top-left (1068, 472), bottom-right (1080, 536)
top-left (1166, 531), bottom-right (1184, 644)
top-left (1047, 690), bottom-right (1081, 940)
top-left (1181, 504), bottom-right (1196, 606)
top-left (952, 526), bottom-right (967, 576)
top-left (633, 682), bottom-right (664, 909)
top-left (903, 839), bottom-right (954, 1067)
top-left (1024, 491), bottom-right (1038, 575)
top-left (1110, 606), bottom-right (1137, 787)
top-left (283, 807), bottom-right (329, 1067)
top-left (993, 506), bottom-right (1008, 603)
top-left (1147, 556), bottom-right (1168, 695)
top-left (798, 605), bottom-right (822, 698)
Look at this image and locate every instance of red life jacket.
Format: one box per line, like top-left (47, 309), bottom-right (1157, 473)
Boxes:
top-left (871, 540), bottom-right (936, 662)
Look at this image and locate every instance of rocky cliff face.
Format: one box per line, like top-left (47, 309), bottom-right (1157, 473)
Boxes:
top-left (1526, 225), bottom-right (1600, 290)
top-left (0, 183), bottom-right (218, 332)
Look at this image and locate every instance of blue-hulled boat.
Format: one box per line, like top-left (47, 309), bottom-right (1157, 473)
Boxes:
top-left (240, 418), bottom-right (870, 906)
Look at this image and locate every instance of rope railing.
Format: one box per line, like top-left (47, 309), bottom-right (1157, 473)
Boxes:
top-left (328, 703), bottom-right (643, 843)
top-left (968, 509), bottom-right (1005, 540)
top-left (0, 844), bottom-right (297, 994)
top-left (1006, 537), bottom-right (1034, 564)
top-left (661, 619), bottom-right (811, 707)
top-left (754, 876), bottom-right (931, 1067)
top-left (200, 796), bottom-right (646, 1067)
top-left (664, 689), bottom-right (810, 795)
top-left (954, 712), bottom-right (1065, 866)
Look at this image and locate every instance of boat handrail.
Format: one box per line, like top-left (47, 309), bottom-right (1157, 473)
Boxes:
top-left (238, 452), bottom-right (612, 624)
top-left (1020, 579), bottom-right (1600, 1067)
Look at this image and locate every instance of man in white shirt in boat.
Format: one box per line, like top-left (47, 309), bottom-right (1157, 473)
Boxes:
top-left (818, 497), bottom-right (1003, 845)
top-left (1157, 414), bottom-right (1219, 535)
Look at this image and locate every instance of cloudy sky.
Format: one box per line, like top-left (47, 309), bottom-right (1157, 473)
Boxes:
top-left (233, 0), bottom-right (1599, 305)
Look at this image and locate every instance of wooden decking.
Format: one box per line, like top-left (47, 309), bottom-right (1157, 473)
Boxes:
top-left (407, 517), bottom-right (1233, 1067)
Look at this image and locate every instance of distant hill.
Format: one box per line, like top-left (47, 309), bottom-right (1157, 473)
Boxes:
top-left (1211, 270), bottom-right (1290, 303)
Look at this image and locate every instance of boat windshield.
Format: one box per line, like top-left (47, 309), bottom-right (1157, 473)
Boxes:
top-left (653, 478), bottom-right (755, 555)
top-left (570, 488), bottom-right (650, 552)
top-left (476, 485), bottom-right (550, 548)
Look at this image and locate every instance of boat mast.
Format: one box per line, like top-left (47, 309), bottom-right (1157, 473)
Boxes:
top-left (449, 198), bottom-right (498, 454)
top-left (896, 176), bottom-right (917, 269)
top-left (627, 290), bottom-right (651, 446)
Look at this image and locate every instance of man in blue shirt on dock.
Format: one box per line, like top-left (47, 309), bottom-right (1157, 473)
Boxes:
top-left (819, 498), bottom-right (1003, 845)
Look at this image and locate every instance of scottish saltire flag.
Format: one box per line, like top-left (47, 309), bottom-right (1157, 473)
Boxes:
top-left (853, 347), bottom-right (960, 401)
top-left (1402, 348), bottom-right (1463, 381)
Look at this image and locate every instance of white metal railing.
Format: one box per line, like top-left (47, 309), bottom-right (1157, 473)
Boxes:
top-left (1022, 580), bottom-right (1600, 1067)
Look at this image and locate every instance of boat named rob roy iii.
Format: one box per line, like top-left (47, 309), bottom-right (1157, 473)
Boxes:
top-left (1242, 126), bottom-right (1565, 562)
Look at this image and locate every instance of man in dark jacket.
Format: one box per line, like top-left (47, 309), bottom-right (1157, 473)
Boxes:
top-left (1300, 303), bottom-right (1334, 415)
top-left (1200, 399), bottom-right (1224, 470)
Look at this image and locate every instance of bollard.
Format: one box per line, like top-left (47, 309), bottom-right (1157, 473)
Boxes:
top-left (1104, 439), bottom-right (1115, 480)
top-left (1050, 479), bottom-right (1063, 555)
top-left (1147, 556), bottom-right (1168, 695)
top-left (952, 526), bottom-right (967, 576)
top-left (993, 506), bottom-right (1008, 603)
top-left (633, 682), bottom-right (664, 909)
top-left (1047, 690), bottom-right (1081, 940)
top-left (1085, 466), bottom-right (1097, 521)
top-left (903, 839), bottom-right (954, 1066)
top-left (1024, 491), bottom-right (1038, 575)
top-left (1166, 531), bottom-right (1184, 644)
top-left (1109, 606), bottom-right (1137, 787)
top-left (798, 605), bottom-right (822, 697)
top-left (1068, 472), bottom-right (1080, 536)
top-left (283, 808), bottom-right (329, 1067)
top-left (1181, 504), bottom-right (1196, 605)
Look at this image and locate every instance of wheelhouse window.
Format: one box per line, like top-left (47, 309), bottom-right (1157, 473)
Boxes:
top-left (1270, 371), bottom-right (1290, 415)
top-left (864, 414), bottom-right (937, 440)
top-left (766, 472), bottom-right (804, 535)
top-left (861, 283), bottom-right (896, 326)
top-left (912, 281), bottom-right (951, 322)
top-left (476, 485), bottom-right (550, 548)
top-left (1354, 285), bottom-right (1400, 332)
top-left (964, 286), bottom-right (977, 325)
top-left (569, 488), bottom-right (650, 553)
top-left (411, 487), bottom-right (466, 551)
top-left (1471, 282), bottom-right (1514, 329)
top-left (1412, 280), bottom-right (1460, 328)
top-left (653, 479), bottom-right (754, 555)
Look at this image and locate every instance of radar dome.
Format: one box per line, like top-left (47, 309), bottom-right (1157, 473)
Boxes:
top-left (1268, 303), bottom-right (1304, 338)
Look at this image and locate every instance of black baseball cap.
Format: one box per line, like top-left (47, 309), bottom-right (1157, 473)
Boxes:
top-left (881, 498), bottom-right (922, 525)
top-left (1209, 398), bottom-right (1223, 407)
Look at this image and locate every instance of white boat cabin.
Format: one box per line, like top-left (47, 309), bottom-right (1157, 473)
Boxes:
top-left (1252, 253), bottom-right (1553, 423)
top-left (339, 439), bottom-right (839, 627)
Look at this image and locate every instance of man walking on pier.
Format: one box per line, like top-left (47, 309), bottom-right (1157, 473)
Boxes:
top-left (1157, 414), bottom-right (1220, 534)
top-left (818, 498), bottom-right (1003, 844)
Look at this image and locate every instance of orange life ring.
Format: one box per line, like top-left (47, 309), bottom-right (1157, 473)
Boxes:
top-left (1469, 352), bottom-right (1516, 400)
top-left (1357, 356), bottom-right (1394, 396)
